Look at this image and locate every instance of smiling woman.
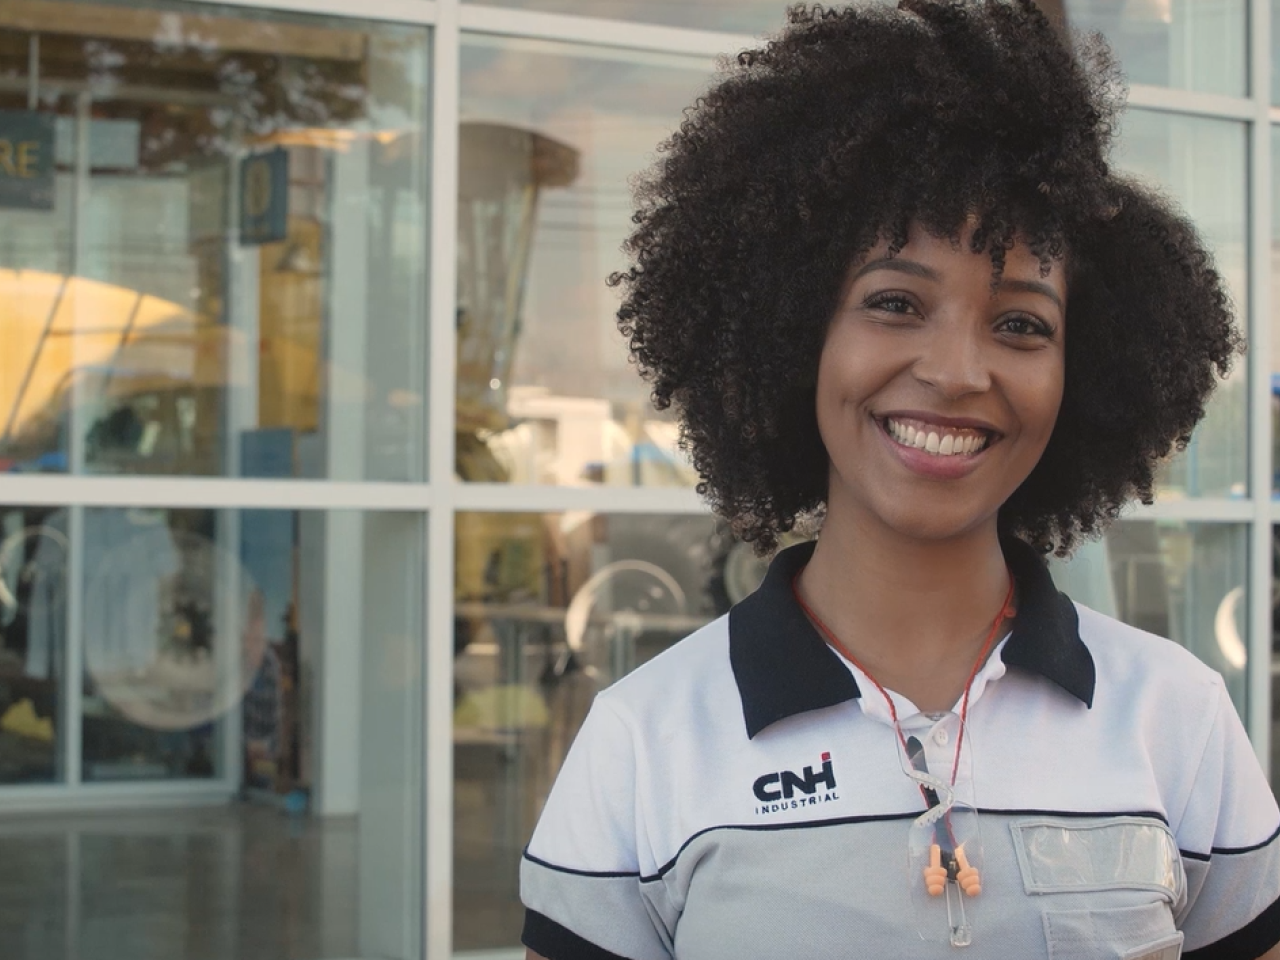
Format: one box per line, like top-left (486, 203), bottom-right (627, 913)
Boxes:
top-left (517, 3), bottom-right (1280, 960)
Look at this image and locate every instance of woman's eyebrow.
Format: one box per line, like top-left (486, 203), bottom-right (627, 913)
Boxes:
top-left (855, 257), bottom-right (1064, 313)
top-left (851, 258), bottom-right (1064, 312)
top-left (850, 258), bottom-right (938, 283)
top-left (998, 278), bottom-right (1064, 313)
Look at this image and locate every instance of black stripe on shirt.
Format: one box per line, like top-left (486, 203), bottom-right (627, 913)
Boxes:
top-left (640, 807), bottom-right (1172, 883)
top-left (1180, 821), bottom-right (1280, 862)
top-left (523, 848), bottom-right (639, 880)
top-left (522, 909), bottom-right (636, 960)
top-left (1211, 821), bottom-right (1280, 857)
top-left (1183, 891), bottom-right (1280, 960)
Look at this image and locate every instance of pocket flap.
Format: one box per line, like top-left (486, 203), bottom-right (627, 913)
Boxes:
top-left (1012, 817), bottom-right (1185, 902)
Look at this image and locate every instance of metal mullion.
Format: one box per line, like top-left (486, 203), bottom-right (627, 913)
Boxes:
top-left (460, 2), bottom-right (756, 57)
top-left (0, 476), bottom-right (439, 511)
top-left (184, 0), bottom-right (439, 24)
top-left (63, 506), bottom-right (83, 788)
top-left (1127, 83), bottom-right (1254, 121)
top-left (62, 91), bottom-right (92, 792)
top-left (451, 481), bottom-right (713, 517)
top-left (0, 780), bottom-right (235, 815)
top-left (0, 472), bottom-right (720, 516)
top-left (1248, 0), bottom-right (1273, 771)
top-left (1125, 498), bottom-right (1256, 523)
top-left (426, 0), bottom-right (460, 955)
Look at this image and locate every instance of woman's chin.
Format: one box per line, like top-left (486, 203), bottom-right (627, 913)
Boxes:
top-left (865, 500), bottom-right (1001, 545)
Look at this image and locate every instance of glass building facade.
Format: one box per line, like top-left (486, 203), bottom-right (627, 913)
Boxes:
top-left (0, 0), bottom-right (1273, 956)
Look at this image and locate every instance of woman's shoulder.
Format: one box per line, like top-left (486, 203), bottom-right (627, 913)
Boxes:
top-left (594, 613), bottom-right (743, 731)
top-left (1070, 600), bottom-right (1228, 707)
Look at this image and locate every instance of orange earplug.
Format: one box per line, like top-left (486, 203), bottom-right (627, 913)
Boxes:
top-left (924, 844), bottom-right (947, 896)
top-left (955, 844), bottom-right (981, 897)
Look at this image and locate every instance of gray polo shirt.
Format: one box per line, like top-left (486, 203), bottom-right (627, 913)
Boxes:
top-left (521, 539), bottom-right (1280, 959)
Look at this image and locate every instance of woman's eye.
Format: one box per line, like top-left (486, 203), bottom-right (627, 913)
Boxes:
top-left (998, 315), bottom-right (1053, 338)
top-left (864, 293), bottom-right (916, 314)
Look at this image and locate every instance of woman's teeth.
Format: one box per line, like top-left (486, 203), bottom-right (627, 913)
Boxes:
top-left (884, 418), bottom-right (989, 457)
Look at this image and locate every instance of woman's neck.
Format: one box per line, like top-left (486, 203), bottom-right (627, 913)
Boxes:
top-left (796, 511), bottom-right (1012, 713)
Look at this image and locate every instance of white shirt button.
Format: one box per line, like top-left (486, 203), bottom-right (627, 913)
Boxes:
top-left (934, 727), bottom-right (950, 746)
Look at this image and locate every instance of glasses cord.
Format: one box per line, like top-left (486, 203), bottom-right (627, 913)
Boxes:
top-left (791, 569), bottom-right (1015, 900)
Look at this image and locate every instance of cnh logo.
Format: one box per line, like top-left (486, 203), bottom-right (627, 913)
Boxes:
top-left (753, 752), bottom-right (836, 802)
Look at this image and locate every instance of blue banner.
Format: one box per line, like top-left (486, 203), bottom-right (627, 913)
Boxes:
top-left (240, 147), bottom-right (288, 245)
top-left (0, 111), bottom-right (55, 211)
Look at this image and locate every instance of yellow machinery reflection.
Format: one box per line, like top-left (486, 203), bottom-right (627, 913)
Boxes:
top-left (0, 268), bottom-right (193, 449)
top-left (0, 255), bottom-right (328, 474)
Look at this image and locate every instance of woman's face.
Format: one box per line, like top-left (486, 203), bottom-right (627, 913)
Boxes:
top-left (816, 223), bottom-right (1067, 544)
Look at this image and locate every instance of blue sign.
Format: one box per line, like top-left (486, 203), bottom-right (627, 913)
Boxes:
top-left (240, 148), bottom-right (288, 245)
top-left (0, 111), bottom-right (55, 211)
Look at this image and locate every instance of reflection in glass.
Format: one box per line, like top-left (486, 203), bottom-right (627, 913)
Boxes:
top-left (1056, 0), bottom-right (1246, 97)
top-left (1273, 0), bottom-right (1280, 103)
top-left (1273, 526), bottom-right (1280, 794)
top-left (447, 1), bottom-right (1245, 95)
top-left (453, 511), bottom-right (739, 949)
top-left (1272, 126), bottom-right (1280, 495)
top-left (80, 508), bottom-right (222, 780)
top-left (0, 505), bottom-right (423, 959)
top-left (1113, 110), bottom-right (1248, 498)
top-left (457, 37), bottom-right (712, 487)
top-left (0, 1), bottom-right (430, 481)
top-left (1051, 521), bottom-right (1248, 712)
top-left (0, 507), bottom-right (64, 783)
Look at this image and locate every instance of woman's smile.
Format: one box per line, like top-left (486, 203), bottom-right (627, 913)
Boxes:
top-left (874, 411), bottom-right (998, 481)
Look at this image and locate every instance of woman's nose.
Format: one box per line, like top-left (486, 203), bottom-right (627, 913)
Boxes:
top-left (911, 321), bottom-right (992, 399)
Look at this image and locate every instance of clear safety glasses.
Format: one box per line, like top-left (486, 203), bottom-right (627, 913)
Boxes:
top-left (895, 711), bottom-right (982, 948)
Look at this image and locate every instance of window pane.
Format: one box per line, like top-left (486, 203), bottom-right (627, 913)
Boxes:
top-left (1113, 110), bottom-right (1248, 499)
top-left (0, 505), bottom-right (424, 959)
top-left (1056, 0), bottom-right (1247, 97)
top-left (0, 506), bottom-right (65, 783)
top-left (1050, 521), bottom-right (1248, 715)
top-left (454, 510), bottom-right (741, 949)
top-left (451, 2), bottom-right (1245, 96)
top-left (457, 37), bottom-right (712, 487)
top-left (0, 1), bottom-right (430, 481)
top-left (1272, 0), bottom-right (1280, 103)
top-left (1273, 527), bottom-right (1280, 792)
top-left (457, 0), bottom-right (785, 37)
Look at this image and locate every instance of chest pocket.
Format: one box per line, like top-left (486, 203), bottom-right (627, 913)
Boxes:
top-left (1012, 817), bottom-right (1186, 960)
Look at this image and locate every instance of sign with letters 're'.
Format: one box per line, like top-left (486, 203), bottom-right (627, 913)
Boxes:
top-left (0, 111), bottom-right (55, 211)
top-left (240, 148), bottom-right (289, 245)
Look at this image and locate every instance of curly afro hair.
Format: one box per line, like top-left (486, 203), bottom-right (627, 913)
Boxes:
top-left (610, 0), bottom-right (1242, 556)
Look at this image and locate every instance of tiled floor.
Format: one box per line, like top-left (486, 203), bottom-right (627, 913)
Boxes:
top-left (0, 800), bottom-right (537, 960)
top-left (0, 804), bottom-right (359, 960)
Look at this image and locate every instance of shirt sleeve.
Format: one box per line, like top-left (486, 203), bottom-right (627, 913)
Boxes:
top-left (520, 695), bottom-right (672, 960)
top-left (1177, 679), bottom-right (1280, 959)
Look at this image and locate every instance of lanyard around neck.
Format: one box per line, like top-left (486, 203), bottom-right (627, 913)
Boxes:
top-left (790, 570), bottom-right (1016, 789)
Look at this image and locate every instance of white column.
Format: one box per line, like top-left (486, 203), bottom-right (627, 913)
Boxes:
top-left (309, 140), bottom-right (371, 817)
top-left (221, 150), bottom-right (258, 788)
top-left (358, 512), bottom-right (423, 959)
top-left (63, 90), bottom-right (92, 789)
top-left (1247, 0), bottom-right (1273, 771)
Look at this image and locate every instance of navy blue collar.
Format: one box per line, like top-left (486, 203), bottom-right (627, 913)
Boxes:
top-left (728, 538), bottom-right (1095, 739)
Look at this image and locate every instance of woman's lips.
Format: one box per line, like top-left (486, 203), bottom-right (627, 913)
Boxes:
top-left (876, 415), bottom-right (997, 480)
